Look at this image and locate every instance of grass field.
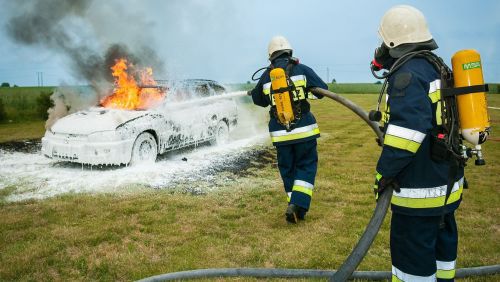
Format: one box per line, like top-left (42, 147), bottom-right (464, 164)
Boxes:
top-left (0, 94), bottom-right (499, 281)
top-left (0, 86), bottom-right (55, 122)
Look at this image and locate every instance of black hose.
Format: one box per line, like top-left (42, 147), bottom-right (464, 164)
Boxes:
top-left (309, 88), bottom-right (383, 142)
top-left (136, 268), bottom-right (387, 281)
top-left (138, 89), bottom-right (500, 281)
top-left (311, 88), bottom-right (390, 281)
top-left (137, 265), bottom-right (500, 281)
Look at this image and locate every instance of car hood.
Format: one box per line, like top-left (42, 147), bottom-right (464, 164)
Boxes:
top-left (50, 107), bottom-right (149, 135)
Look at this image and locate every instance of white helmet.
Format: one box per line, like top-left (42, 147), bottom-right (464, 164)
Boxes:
top-left (379, 5), bottom-right (433, 48)
top-left (268, 36), bottom-right (293, 61)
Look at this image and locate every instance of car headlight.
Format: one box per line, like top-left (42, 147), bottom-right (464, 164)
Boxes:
top-left (87, 131), bottom-right (118, 142)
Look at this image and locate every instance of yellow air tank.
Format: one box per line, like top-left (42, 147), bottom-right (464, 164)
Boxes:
top-left (451, 49), bottom-right (490, 146)
top-left (270, 68), bottom-right (295, 129)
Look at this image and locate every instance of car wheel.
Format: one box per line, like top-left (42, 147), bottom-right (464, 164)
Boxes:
top-left (130, 132), bottom-right (157, 165)
top-left (211, 120), bottom-right (229, 146)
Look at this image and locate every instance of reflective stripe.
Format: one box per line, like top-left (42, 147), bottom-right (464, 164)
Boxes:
top-left (286, 192), bottom-right (292, 202)
top-left (428, 79), bottom-right (442, 126)
top-left (384, 124), bottom-right (425, 153)
top-left (376, 172), bottom-right (383, 181)
top-left (292, 180), bottom-right (314, 197)
top-left (262, 75), bottom-right (308, 103)
top-left (437, 260), bottom-right (456, 279)
top-left (290, 75), bottom-right (306, 85)
top-left (270, 124), bottom-right (320, 143)
top-left (386, 124), bottom-right (426, 143)
top-left (436, 101), bottom-right (442, 126)
top-left (437, 260), bottom-right (456, 270)
top-left (294, 180), bottom-right (314, 189)
top-left (392, 178), bottom-right (464, 209)
top-left (263, 82), bottom-right (271, 95)
top-left (384, 135), bottom-right (421, 153)
top-left (271, 123), bottom-right (318, 137)
top-left (437, 269), bottom-right (455, 279)
top-left (391, 275), bottom-right (403, 282)
top-left (392, 265), bottom-right (436, 281)
top-left (428, 90), bottom-right (441, 103)
top-left (429, 79), bottom-right (441, 94)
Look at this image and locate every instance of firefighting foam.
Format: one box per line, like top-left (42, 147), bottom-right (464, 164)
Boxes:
top-left (100, 58), bottom-right (166, 110)
top-left (0, 121), bottom-right (268, 202)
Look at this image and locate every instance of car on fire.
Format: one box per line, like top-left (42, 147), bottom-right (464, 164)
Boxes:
top-left (41, 80), bottom-right (238, 165)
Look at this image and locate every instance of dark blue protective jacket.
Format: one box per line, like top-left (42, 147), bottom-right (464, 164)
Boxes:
top-left (251, 57), bottom-right (328, 146)
top-left (376, 57), bottom-right (465, 216)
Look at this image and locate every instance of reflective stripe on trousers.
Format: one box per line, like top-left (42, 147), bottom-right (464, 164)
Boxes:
top-left (292, 179), bottom-right (313, 196)
top-left (436, 260), bottom-right (456, 280)
top-left (391, 260), bottom-right (456, 281)
top-left (392, 265), bottom-right (436, 281)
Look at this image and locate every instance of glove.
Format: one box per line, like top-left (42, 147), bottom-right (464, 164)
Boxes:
top-left (371, 43), bottom-right (395, 71)
top-left (373, 172), bottom-right (400, 200)
top-left (246, 90), bottom-right (252, 96)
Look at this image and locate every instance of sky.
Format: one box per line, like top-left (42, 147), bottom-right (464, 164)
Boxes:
top-left (0, 0), bottom-right (499, 86)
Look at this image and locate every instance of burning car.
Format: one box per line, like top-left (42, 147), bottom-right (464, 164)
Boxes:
top-left (41, 59), bottom-right (238, 165)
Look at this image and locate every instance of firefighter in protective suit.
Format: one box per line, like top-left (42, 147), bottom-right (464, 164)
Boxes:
top-left (372, 5), bottom-right (464, 281)
top-left (249, 36), bottom-right (327, 223)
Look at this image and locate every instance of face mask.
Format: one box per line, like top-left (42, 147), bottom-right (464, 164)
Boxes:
top-left (371, 43), bottom-right (395, 71)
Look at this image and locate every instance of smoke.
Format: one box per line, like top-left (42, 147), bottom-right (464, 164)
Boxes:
top-left (4, 0), bottom-right (166, 126)
top-left (45, 86), bottom-right (99, 129)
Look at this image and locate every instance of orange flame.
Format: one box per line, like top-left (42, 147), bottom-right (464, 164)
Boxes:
top-left (100, 58), bottom-right (165, 110)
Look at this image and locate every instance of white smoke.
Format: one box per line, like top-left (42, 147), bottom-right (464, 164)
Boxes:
top-left (45, 86), bottom-right (99, 129)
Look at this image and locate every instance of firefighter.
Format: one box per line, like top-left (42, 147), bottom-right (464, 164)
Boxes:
top-left (371, 5), bottom-right (464, 281)
top-left (249, 36), bottom-right (328, 224)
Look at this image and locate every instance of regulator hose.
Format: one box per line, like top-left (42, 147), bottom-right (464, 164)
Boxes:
top-left (138, 89), bottom-right (500, 281)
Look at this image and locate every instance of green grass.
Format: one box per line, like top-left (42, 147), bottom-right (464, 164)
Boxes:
top-left (1, 83), bottom-right (498, 123)
top-left (328, 83), bottom-right (383, 94)
top-left (0, 86), bottom-right (55, 122)
top-left (0, 120), bottom-right (46, 142)
top-left (0, 94), bottom-right (499, 281)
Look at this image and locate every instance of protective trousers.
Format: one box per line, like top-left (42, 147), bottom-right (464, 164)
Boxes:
top-left (276, 139), bottom-right (318, 211)
top-left (391, 212), bottom-right (458, 281)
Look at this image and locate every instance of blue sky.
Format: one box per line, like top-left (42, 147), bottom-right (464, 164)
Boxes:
top-left (0, 0), bottom-right (498, 86)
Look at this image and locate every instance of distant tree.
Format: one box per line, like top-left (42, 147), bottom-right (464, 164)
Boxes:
top-left (13, 85), bottom-right (18, 87)
top-left (246, 81), bottom-right (251, 84)
top-left (0, 98), bottom-right (6, 122)
top-left (331, 78), bottom-right (336, 83)
top-left (1, 82), bottom-right (10, 87)
top-left (375, 81), bottom-right (382, 84)
top-left (36, 91), bottom-right (54, 120)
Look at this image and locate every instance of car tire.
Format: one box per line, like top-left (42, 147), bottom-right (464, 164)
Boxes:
top-left (130, 132), bottom-right (158, 165)
top-left (210, 120), bottom-right (229, 146)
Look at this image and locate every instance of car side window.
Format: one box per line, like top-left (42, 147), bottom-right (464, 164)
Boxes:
top-left (210, 82), bottom-right (226, 95)
top-left (195, 83), bottom-right (211, 97)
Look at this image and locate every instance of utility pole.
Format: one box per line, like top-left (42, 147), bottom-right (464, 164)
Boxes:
top-left (36, 72), bottom-right (44, 86)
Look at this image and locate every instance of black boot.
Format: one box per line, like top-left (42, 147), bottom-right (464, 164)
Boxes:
top-left (297, 208), bottom-right (307, 220)
top-left (285, 204), bottom-right (299, 224)
top-left (286, 204), bottom-right (307, 223)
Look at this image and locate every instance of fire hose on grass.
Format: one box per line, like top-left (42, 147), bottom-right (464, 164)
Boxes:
top-left (138, 89), bottom-right (500, 281)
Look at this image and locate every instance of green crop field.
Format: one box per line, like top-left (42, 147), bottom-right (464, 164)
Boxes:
top-left (0, 93), bottom-right (498, 281)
